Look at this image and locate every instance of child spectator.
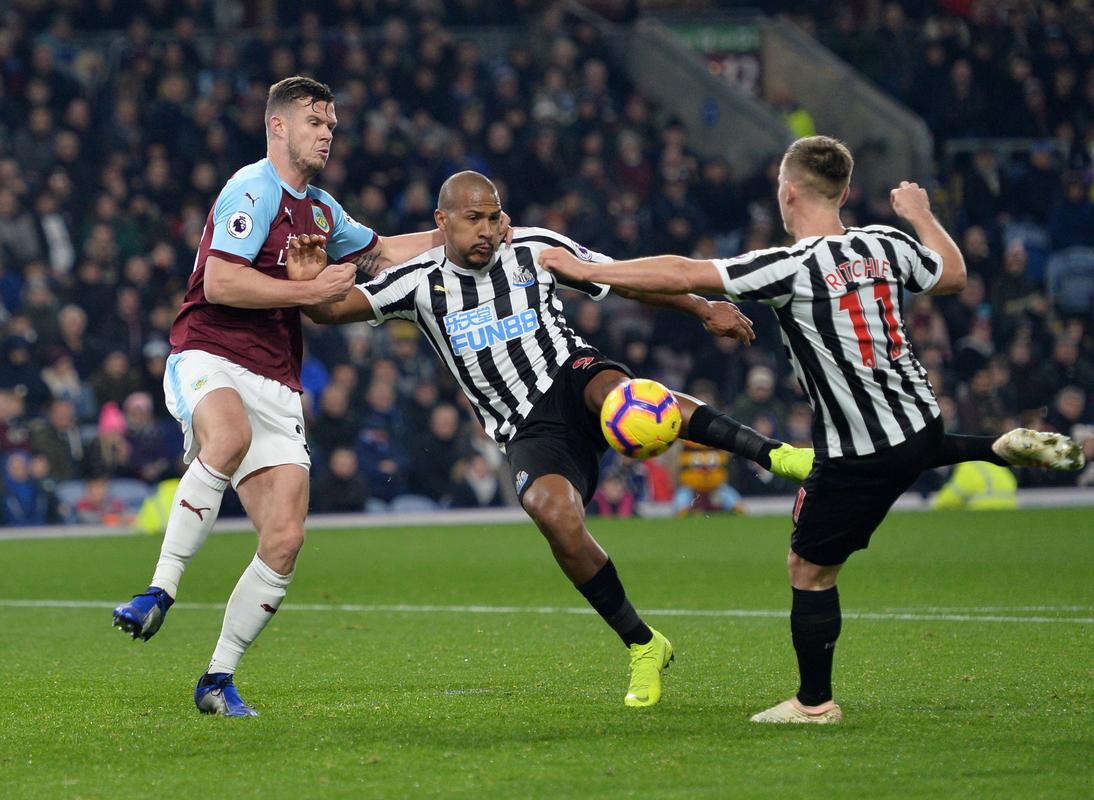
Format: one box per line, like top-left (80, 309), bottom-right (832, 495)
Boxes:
top-left (74, 474), bottom-right (128, 525)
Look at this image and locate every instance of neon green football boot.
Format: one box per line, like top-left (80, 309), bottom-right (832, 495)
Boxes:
top-left (768, 443), bottom-right (815, 482)
top-left (625, 627), bottom-right (674, 708)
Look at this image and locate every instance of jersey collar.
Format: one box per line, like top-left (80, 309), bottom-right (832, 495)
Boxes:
top-left (262, 158), bottom-right (308, 200)
top-left (440, 248), bottom-right (503, 276)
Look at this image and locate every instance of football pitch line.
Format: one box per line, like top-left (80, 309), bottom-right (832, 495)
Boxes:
top-left (2, 598), bottom-right (1091, 625)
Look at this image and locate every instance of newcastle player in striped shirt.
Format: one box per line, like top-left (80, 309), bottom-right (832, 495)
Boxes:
top-left (292, 171), bottom-right (814, 708)
top-left (541, 136), bottom-right (1083, 724)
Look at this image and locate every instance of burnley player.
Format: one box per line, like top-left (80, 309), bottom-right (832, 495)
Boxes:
top-left (540, 136), bottom-right (1084, 724)
top-left (291, 171), bottom-right (813, 708)
top-left (111, 77), bottom-right (444, 716)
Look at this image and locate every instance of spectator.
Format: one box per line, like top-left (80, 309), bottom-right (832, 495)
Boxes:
top-left (991, 240), bottom-right (1047, 345)
top-left (1012, 141), bottom-right (1062, 224)
top-left (121, 391), bottom-right (176, 483)
top-left (588, 466), bottom-right (637, 518)
top-left (55, 303), bottom-right (97, 378)
top-left (0, 335), bottom-right (49, 411)
top-left (87, 350), bottom-right (142, 409)
top-left (0, 387), bottom-right (30, 452)
top-left (957, 368), bottom-right (1008, 435)
top-left (952, 314), bottom-right (995, 381)
top-left (2, 450), bottom-right (53, 526)
top-left (311, 447), bottom-right (369, 514)
top-left (408, 402), bottom-right (468, 504)
top-left (450, 452), bottom-right (504, 509)
top-left (1046, 385), bottom-right (1089, 436)
top-left (0, 188), bottom-right (45, 265)
top-left (356, 378), bottom-right (410, 503)
top-left (930, 461), bottom-right (1018, 511)
top-left (84, 401), bottom-right (131, 479)
top-left (311, 383), bottom-right (360, 463)
top-left (1031, 335), bottom-right (1094, 409)
top-left (74, 474), bottom-right (127, 525)
top-left (1047, 173), bottom-right (1094, 251)
top-left (28, 397), bottom-right (83, 481)
top-left (571, 300), bottom-right (614, 355)
top-left (731, 366), bottom-right (786, 433)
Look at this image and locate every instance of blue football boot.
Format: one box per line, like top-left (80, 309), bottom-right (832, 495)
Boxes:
top-left (112, 586), bottom-right (174, 640)
top-left (194, 672), bottom-right (259, 717)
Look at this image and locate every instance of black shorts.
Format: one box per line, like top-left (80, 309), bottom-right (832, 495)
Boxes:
top-left (790, 417), bottom-right (944, 566)
top-left (506, 349), bottom-right (634, 506)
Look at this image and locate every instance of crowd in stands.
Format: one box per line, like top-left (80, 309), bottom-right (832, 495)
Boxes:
top-left (0, 0), bottom-right (1091, 526)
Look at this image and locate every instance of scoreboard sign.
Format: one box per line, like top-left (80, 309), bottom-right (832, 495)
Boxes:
top-left (670, 23), bottom-right (763, 97)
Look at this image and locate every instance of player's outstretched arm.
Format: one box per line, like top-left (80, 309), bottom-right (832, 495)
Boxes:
top-left (302, 288), bottom-right (376, 325)
top-left (539, 248), bottom-right (724, 295)
top-left (613, 287), bottom-right (755, 345)
top-left (204, 255), bottom-right (356, 309)
top-left (890, 181), bottom-right (966, 295)
top-left (356, 231), bottom-right (444, 278)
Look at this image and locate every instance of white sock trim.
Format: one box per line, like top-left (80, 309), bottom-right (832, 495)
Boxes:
top-left (193, 457), bottom-right (230, 491)
top-left (250, 553), bottom-right (294, 588)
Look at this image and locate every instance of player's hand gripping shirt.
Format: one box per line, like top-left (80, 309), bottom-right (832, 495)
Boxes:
top-left (170, 158), bottom-right (376, 391)
top-left (358, 228), bottom-right (610, 445)
top-left (715, 225), bottom-right (943, 458)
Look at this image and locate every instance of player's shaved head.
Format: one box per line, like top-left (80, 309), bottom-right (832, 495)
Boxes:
top-left (435, 171), bottom-right (503, 270)
top-left (437, 171), bottom-right (500, 212)
top-left (265, 76), bottom-right (335, 128)
top-left (782, 136), bottom-right (854, 201)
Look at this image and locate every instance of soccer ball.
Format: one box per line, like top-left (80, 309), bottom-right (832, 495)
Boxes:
top-left (600, 378), bottom-right (682, 459)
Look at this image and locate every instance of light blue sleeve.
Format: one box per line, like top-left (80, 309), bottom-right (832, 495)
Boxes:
top-left (208, 172), bottom-right (280, 264)
top-left (314, 189), bottom-right (377, 261)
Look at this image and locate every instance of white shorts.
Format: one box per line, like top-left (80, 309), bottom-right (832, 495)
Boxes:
top-left (164, 350), bottom-right (310, 488)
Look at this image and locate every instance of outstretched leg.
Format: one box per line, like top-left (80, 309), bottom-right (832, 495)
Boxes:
top-left (521, 474), bottom-right (673, 707)
top-left (583, 370), bottom-right (814, 481)
top-left (927, 430), bottom-right (1084, 472)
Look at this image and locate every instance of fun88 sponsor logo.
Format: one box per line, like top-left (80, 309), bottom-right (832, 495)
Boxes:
top-left (445, 306), bottom-right (539, 354)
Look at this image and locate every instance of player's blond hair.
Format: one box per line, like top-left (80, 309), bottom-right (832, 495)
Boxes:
top-left (782, 136), bottom-right (854, 201)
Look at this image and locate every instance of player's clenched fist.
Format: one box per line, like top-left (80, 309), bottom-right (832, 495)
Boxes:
top-left (889, 180), bottom-right (932, 222)
top-left (539, 247), bottom-right (589, 281)
top-left (309, 262), bottom-right (356, 304)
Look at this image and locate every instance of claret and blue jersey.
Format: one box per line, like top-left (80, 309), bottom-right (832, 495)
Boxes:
top-left (170, 158), bottom-right (377, 391)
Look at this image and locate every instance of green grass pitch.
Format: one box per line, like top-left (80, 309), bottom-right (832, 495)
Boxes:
top-left (1, 508), bottom-right (1091, 799)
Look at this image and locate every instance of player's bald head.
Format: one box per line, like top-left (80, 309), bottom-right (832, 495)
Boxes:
top-left (437, 171), bottom-right (500, 212)
top-left (781, 136), bottom-right (854, 202)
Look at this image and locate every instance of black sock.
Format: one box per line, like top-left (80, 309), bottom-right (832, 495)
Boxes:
top-left (686, 404), bottom-right (780, 469)
top-left (926, 433), bottom-right (1007, 468)
top-left (791, 586), bottom-right (841, 707)
top-left (577, 560), bottom-right (652, 647)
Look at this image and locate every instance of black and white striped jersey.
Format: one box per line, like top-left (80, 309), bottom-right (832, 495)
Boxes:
top-left (715, 224), bottom-right (943, 458)
top-left (357, 227), bottom-right (610, 446)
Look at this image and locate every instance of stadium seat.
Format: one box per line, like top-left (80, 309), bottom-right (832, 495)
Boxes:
top-left (1047, 247), bottom-right (1094, 317)
top-left (389, 495), bottom-right (440, 514)
top-left (365, 497), bottom-right (390, 514)
top-left (109, 479), bottom-right (153, 511)
top-left (54, 480), bottom-right (86, 523)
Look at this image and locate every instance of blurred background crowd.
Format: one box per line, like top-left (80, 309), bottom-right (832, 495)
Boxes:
top-left (0, 0), bottom-right (1091, 526)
